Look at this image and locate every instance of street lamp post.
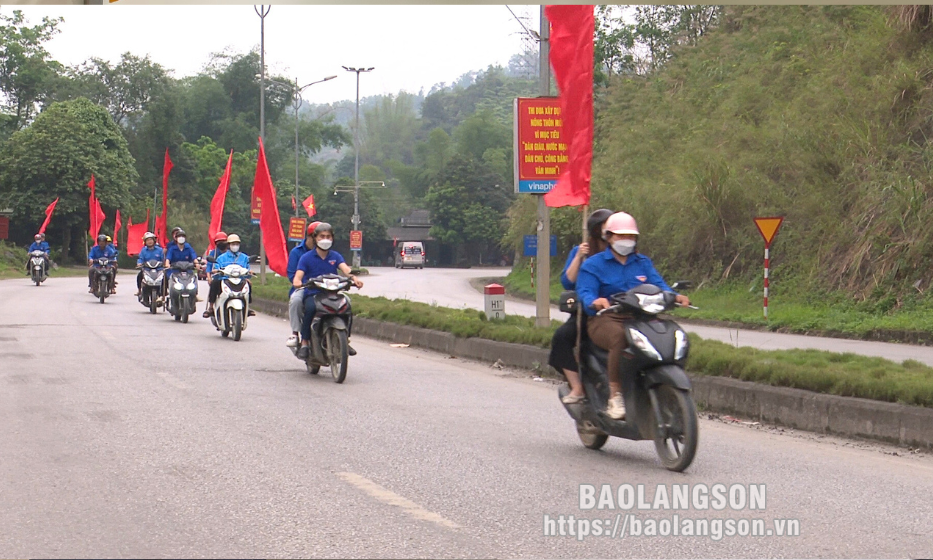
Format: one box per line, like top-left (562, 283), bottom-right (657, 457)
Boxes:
top-left (341, 65), bottom-right (374, 269)
top-left (288, 76), bottom-right (337, 217)
top-left (255, 4), bottom-right (271, 285)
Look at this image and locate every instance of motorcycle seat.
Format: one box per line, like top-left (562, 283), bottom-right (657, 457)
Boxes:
top-left (582, 339), bottom-right (609, 371)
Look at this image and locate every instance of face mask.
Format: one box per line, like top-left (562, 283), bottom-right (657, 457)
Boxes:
top-left (177, 237), bottom-right (186, 244)
top-left (216, 243), bottom-right (227, 253)
top-left (612, 239), bottom-right (636, 256)
top-left (229, 244), bottom-right (240, 253)
top-left (316, 239), bottom-right (333, 251)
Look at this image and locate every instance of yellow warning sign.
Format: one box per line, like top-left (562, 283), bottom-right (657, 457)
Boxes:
top-left (754, 217), bottom-right (784, 247)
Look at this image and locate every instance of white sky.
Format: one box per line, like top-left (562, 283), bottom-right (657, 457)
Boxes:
top-left (2, 4), bottom-right (540, 104)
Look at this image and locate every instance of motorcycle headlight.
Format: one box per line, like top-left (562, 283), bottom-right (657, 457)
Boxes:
top-left (187, 281), bottom-right (197, 290)
top-left (674, 329), bottom-right (689, 361)
top-left (228, 277), bottom-right (242, 285)
top-left (629, 328), bottom-right (663, 361)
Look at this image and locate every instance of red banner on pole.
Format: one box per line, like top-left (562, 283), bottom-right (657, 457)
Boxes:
top-left (126, 221), bottom-right (148, 256)
top-left (349, 230), bottom-right (362, 250)
top-left (114, 210), bottom-right (122, 247)
top-left (514, 97), bottom-right (567, 194)
top-left (253, 137), bottom-right (288, 276)
top-left (208, 150), bottom-right (233, 251)
top-left (38, 197), bottom-right (59, 235)
top-left (302, 193), bottom-right (317, 217)
top-left (158, 148), bottom-right (173, 247)
top-left (287, 217), bottom-right (307, 242)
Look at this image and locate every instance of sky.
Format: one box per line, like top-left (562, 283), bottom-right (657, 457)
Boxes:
top-left (1, 4), bottom-right (541, 105)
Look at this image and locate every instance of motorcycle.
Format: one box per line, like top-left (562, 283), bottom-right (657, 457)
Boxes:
top-left (91, 258), bottom-right (115, 304)
top-left (291, 274), bottom-right (354, 383)
top-left (166, 261), bottom-right (199, 323)
top-left (137, 259), bottom-right (165, 314)
top-left (196, 257), bottom-right (208, 281)
top-left (28, 250), bottom-right (48, 286)
top-left (209, 263), bottom-right (251, 341)
top-left (559, 282), bottom-right (700, 472)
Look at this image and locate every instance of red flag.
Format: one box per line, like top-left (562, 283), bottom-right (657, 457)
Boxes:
top-left (157, 148), bottom-right (173, 246)
top-left (292, 196), bottom-right (297, 212)
top-left (254, 137), bottom-right (289, 276)
top-left (90, 197), bottom-right (106, 240)
top-left (208, 150), bottom-right (234, 251)
top-left (302, 194), bottom-right (317, 217)
top-left (38, 197), bottom-right (59, 235)
top-left (543, 5), bottom-right (594, 208)
top-left (114, 210), bottom-right (122, 248)
top-left (88, 175), bottom-right (97, 237)
top-left (126, 220), bottom-right (149, 257)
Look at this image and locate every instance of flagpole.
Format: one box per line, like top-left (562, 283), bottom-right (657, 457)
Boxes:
top-left (535, 5), bottom-right (551, 328)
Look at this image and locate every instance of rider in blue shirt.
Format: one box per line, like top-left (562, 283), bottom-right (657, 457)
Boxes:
top-left (204, 233), bottom-right (254, 318)
top-left (164, 228), bottom-right (199, 273)
top-left (88, 234), bottom-right (118, 293)
top-left (203, 232), bottom-right (228, 276)
top-left (284, 221), bottom-right (320, 348)
top-left (291, 222), bottom-right (363, 360)
top-left (134, 231), bottom-right (164, 295)
top-left (27, 233), bottom-right (51, 275)
top-left (576, 212), bottom-right (689, 420)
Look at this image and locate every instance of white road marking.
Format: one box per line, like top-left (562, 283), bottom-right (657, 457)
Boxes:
top-left (337, 471), bottom-right (460, 529)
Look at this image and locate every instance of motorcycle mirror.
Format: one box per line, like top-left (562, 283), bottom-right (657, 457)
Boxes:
top-left (671, 281), bottom-right (693, 291)
top-left (206, 256), bottom-right (216, 263)
top-left (249, 255), bottom-right (260, 263)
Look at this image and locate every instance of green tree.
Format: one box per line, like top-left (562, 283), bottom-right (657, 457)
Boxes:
top-left (0, 11), bottom-right (63, 135)
top-left (0, 98), bottom-right (138, 260)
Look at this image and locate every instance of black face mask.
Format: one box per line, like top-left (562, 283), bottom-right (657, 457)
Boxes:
top-left (216, 243), bottom-right (228, 253)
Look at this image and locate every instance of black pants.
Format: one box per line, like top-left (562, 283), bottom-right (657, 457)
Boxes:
top-left (88, 268), bottom-right (114, 290)
top-left (549, 316), bottom-right (582, 373)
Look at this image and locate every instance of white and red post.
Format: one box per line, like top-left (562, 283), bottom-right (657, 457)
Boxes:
top-left (763, 245), bottom-right (770, 319)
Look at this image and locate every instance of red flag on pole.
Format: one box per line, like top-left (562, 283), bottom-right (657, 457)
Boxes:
top-left (126, 220), bottom-right (149, 257)
top-left (302, 194), bottom-right (317, 217)
top-left (114, 210), bottom-right (122, 248)
top-left (38, 197), bottom-right (59, 235)
top-left (543, 5), bottom-right (594, 208)
top-left (254, 137), bottom-right (289, 276)
top-left (208, 150), bottom-right (234, 251)
top-left (90, 198), bottom-right (106, 240)
top-left (292, 196), bottom-right (297, 212)
top-left (88, 175), bottom-right (97, 237)
top-left (157, 148), bottom-right (173, 246)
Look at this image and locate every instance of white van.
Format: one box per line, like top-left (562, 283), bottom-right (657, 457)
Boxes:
top-left (395, 242), bottom-right (425, 269)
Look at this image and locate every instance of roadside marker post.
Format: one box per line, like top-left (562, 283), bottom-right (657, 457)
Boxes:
top-left (754, 217), bottom-right (784, 320)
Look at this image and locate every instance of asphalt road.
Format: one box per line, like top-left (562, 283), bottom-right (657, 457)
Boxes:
top-left (361, 266), bottom-right (933, 367)
top-left (1, 276), bottom-right (932, 558)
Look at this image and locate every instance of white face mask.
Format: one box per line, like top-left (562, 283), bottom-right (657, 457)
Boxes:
top-left (612, 239), bottom-right (636, 256)
top-left (229, 244), bottom-right (240, 253)
top-left (177, 237), bottom-right (186, 244)
top-left (316, 239), bottom-right (333, 251)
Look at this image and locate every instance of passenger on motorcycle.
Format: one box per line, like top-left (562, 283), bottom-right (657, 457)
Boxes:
top-left (105, 235), bottom-right (119, 290)
top-left (291, 223), bottom-right (363, 360)
top-left (203, 232), bottom-right (228, 276)
top-left (285, 221), bottom-right (321, 348)
top-left (204, 234), bottom-right (255, 318)
top-left (134, 232), bottom-right (164, 296)
top-left (26, 233), bottom-right (51, 276)
top-left (164, 228), bottom-right (199, 271)
top-left (88, 234), bottom-right (118, 294)
top-left (550, 208), bottom-right (613, 405)
top-left (576, 212), bottom-right (689, 420)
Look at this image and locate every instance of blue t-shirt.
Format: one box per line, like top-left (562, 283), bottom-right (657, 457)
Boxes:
top-left (576, 249), bottom-right (675, 316)
top-left (29, 241), bottom-right (50, 253)
top-left (137, 245), bottom-right (165, 265)
top-left (296, 249), bottom-right (346, 297)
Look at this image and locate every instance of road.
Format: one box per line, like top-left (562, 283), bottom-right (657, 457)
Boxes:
top-left (360, 266), bottom-right (933, 367)
top-left (1, 275), bottom-right (932, 558)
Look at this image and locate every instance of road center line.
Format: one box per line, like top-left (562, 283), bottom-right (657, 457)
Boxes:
top-left (337, 471), bottom-right (460, 529)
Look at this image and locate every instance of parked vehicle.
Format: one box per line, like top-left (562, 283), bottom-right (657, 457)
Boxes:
top-left (291, 274), bottom-right (354, 383)
top-left (395, 241), bottom-right (424, 269)
top-left (558, 282), bottom-right (700, 472)
top-left (28, 250), bottom-right (47, 286)
top-left (137, 259), bottom-right (165, 314)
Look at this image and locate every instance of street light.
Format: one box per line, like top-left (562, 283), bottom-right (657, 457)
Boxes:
top-left (255, 4), bottom-right (271, 285)
top-left (264, 74), bottom-right (339, 218)
top-left (341, 65), bottom-right (374, 269)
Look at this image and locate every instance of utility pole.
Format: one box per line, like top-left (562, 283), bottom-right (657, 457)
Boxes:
top-left (535, 5), bottom-right (551, 328)
top-left (342, 66), bottom-right (374, 270)
top-left (255, 4), bottom-right (271, 285)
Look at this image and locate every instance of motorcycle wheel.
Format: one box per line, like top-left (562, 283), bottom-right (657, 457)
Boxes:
top-left (576, 420), bottom-right (609, 450)
top-left (327, 328), bottom-right (349, 383)
top-left (232, 311), bottom-right (243, 341)
top-left (306, 362), bottom-right (320, 375)
top-left (651, 385), bottom-right (699, 472)
top-left (150, 296), bottom-right (158, 314)
top-left (99, 281), bottom-right (106, 304)
top-left (221, 329), bottom-right (230, 338)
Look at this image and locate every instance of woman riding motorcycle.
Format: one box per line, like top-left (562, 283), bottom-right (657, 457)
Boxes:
top-left (576, 212), bottom-right (689, 420)
top-left (134, 232), bottom-right (164, 296)
top-left (549, 208), bottom-right (613, 404)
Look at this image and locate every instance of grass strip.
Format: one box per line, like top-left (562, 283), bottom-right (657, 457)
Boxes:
top-left (253, 275), bottom-right (933, 407)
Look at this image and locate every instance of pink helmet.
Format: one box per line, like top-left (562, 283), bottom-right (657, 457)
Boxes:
top-left (604, 212), bottom-right (639, 236)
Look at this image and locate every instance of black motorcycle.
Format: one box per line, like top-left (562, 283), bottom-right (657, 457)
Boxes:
top-left (292, 274), bottom-right (354, 383)
top-left (166, 261), bottom-right (199, 323)
top-left (91, 258), bottom-right (115, 304)
top-left (559, 282), bottom-right (699, 472)
top-left (137, 259), bottom-right (165, 314)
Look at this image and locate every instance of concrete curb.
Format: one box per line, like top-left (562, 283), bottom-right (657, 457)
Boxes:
top-left (253, 297), bottom-right (933, 450)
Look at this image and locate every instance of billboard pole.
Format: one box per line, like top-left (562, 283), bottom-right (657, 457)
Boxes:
top-left (535, 5), bottom-right (551, 328)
